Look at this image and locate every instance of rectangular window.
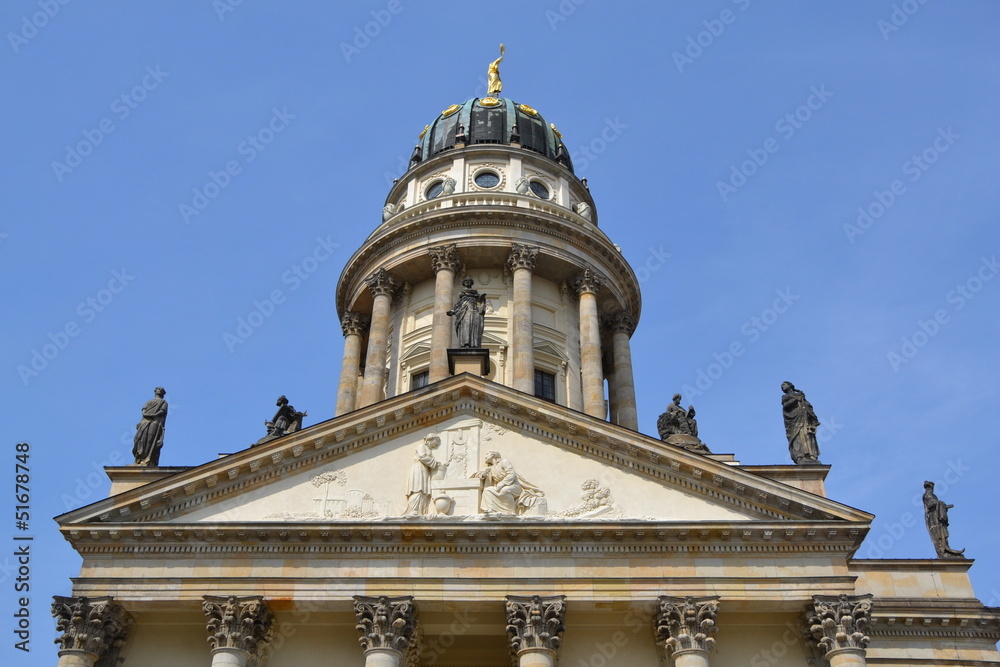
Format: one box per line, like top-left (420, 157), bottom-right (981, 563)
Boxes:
top-left (534, 370), bottom-right (556, 402)
top-left (412, 371), bottom-right (429, 389)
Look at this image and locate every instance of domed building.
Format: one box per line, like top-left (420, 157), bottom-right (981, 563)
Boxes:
top-left (52, 55), bottom-right (1000, 667)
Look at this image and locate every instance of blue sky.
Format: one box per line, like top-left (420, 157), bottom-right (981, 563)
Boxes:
top-left (3, 1), bottom-right (999, 663)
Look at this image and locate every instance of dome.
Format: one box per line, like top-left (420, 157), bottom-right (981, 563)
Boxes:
top-left (408, 97), bottom-right (574, 174)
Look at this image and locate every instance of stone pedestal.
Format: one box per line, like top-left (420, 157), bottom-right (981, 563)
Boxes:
top-left (448, 348), bottom-right (490, 376)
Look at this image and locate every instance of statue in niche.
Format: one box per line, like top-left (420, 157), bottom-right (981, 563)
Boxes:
top-left (132, 387), bottom-right (168, 466)
top-left (404, 434), bottom-right (444, 516)
top-left (255, 395), bottom-right (306, 446)
top-left (471, 450), bottom-right (544, 515)
top-left (657, 393), bottom-right (711, 454)
top-left (922, 481), bottom-right (966, 558)
top-left (447, 278), bottom-right (487, 348)
top-left (780, 381), bottom-right (821, 464)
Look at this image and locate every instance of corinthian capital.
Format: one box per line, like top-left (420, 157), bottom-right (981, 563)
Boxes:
top-left (428, 244), bottom-right (463, 273)
top-left (364, 268), bottom-right (401, 299)
top-left (505, 594), bottom-right (567, 654)
top-left (806, 594), bottom-right (873, 656)
top-left (604, 311), bottom-right (635, 335)
top-left (354, 595), bottom-right (417, 654)
top-left (202, 595), bottom-right (274, 667)
top-left (341, 311), bottom-right (370, 337)
top-left (572, 268), bottom-right (606, 295)
top-left (52, 596), bottom-right (133, 659)
top-left (654, 595), bottom-right (719, 655)
top-left (507, 244), bottom-right (539, 272)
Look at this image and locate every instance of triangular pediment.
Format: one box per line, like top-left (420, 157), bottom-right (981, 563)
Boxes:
top-left (57, 375), bottom-right (871, 548)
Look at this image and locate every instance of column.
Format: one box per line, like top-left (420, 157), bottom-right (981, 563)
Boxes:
top-left (359, 268), bottom-right (400, 408)
top-left (202, 595), bottom-right (274, 667)
top-left (608, 311), bottom-right (638, 430)
top-left (428, 244), bottom-right (463, 382)
top-left (507, 245), bottom-right (539, 394)
top-left (573, 268), bottom-right (606, 419)
top-left (52, 596), bottom-right (133, 667)
top-left (354, 595), bottom-right (417, 667)
top-left (805, 594), bottom-right (873, 667)
top-left (654, 595), bottom-right (720, 667)
top-left (505, 595), bottom-right (567, 667)
top-left (336, 312), bottom-right (370, 416)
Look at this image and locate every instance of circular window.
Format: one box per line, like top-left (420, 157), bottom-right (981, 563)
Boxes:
top-left (529, 181), bottom-right (550, 199)
top-left (425, 181), bottom-right (444, 200)
top-left (474, 171), bottom-right (501, 188)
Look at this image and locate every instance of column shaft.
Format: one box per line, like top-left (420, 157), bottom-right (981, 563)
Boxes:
top-left (511, 266), bottom-right (535, 394)
top-left (360, 292), bottom-right (392, 407)
top-left (673, 649), bottom-right (710, 667)
top-left (518, 647), bottom-right (556, 667)
top-left (363, 647), bottom-right (403, 667)
top-left (429, 267), bottom-right (456, 382)
top-left (578, 290), bottom-right (604, 418)
top-left (826, 648), bottom-right (868, 667)
top-left (611, 329), bottom-right (638, 430)
top-left (56, 650), bottom-right (98, 667)
top-left (210, 647), bottom-right (249, 667)
top-left (337, 332), bottom-right (362, 414)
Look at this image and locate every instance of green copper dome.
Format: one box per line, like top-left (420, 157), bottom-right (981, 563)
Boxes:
top-left (408, 97), bottom-right (574, 174)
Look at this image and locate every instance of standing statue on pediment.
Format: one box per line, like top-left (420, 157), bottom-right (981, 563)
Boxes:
top-left (132, 387), bottom-right (167, 466)
top-left (781, 382), bottom-right (821, 464)
top-left (405, 434), bottom-right (443, 516)
top-left (922, 481), bottom-right (966, 559)
top-left (471, 450), bottom-right (544, 515)
top-left (447, 278), bottom-right (487, 348)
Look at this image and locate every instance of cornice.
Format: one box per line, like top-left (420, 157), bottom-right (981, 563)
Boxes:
top-left (57, 376), bottom-right (872, 536)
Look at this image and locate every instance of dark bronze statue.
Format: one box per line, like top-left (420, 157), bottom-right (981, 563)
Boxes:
top-left (657, 393), bottom-right (710, 454)
top-left (922, 481), bottom-right (965, 558)
top-left (132, 387), bottom-right (168, 466)
top-left (447, 278), bottom-right (486, 348)
top-left (255, 395), bottom-right (306, 446)
top-left (781, 381), bottom-right (821, 464)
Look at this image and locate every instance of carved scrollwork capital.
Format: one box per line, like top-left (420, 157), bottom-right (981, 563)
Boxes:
top-left (572, 268), bottom-right (606, 296)
top-left (507, 244), bottom-right (539, 272)
top-left (354, 595), bottom-right (417, 654)
top-left (505, 594), bottom-right (567, 655)
top-left (654, 595), bottom-right (719, 655)
top-left (428, 244), bottom-right (463, 274)
top-left (341, 311), bottom-right (370, 337)
top-left (202, 595), bottom-right (274, 667)
top-left (806, 594), bottom-right (873, 657)
top-left (364, 268), bottom-right (401, 299)
top-left (52, 596), bottom-right (133, 660)
top-left (603, 311), bottom-right (635, 335)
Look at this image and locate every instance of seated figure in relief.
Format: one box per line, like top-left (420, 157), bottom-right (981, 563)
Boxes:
top-left (471, 450), bottom-right (544, 515)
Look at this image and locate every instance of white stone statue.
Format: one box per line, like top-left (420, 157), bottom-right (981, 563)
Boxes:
top-left (471, 450), bottom-right (544, 515)
top-left (441, 177), bottom-right (456, 196)
top-left (404, 434), bottom-right (443, 515)
top-left (573, 202), bottom-right (592, 220)
top-left (515, 177), bottom-right (530, 194)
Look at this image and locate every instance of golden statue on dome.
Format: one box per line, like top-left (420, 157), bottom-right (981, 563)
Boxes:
top-left (482, 43), bottom-right (505, 105)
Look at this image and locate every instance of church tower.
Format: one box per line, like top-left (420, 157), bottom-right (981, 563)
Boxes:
top-left (333, 58), bottom-right (640, 430)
